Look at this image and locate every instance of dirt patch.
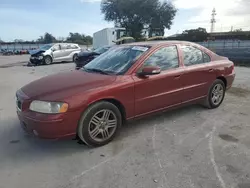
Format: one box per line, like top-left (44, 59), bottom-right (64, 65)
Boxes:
top-left (230, 125), bottom-right (242, 130)
top-left (227, 87), bottom-right (250, 98)
top-left (219, 134), bottom-right (239, 142)
top-left (226, 165), bottom-right (240, 174)
top-left (9, 140), bottom-right (20, 144)
top-left (238, 183), bottom-right (250, 188)
top-left (0, 61), bottom-right (28, 68)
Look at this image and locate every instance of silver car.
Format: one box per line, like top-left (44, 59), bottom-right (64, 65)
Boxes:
top-left (29, 43), bottom-right (81, 65)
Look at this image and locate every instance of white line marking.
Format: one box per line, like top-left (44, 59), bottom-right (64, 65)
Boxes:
top-left (209, 126), bottom-right (226, 188)
top-left (60, 148), bottom-right (128, 188)
top-left (71, 157), bottom-right (113, 181)
top-left (152, 124), bottom-right (170, 188)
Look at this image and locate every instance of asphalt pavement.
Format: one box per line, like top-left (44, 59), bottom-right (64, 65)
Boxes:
top-left (0, 60), bottom-right (250, 188)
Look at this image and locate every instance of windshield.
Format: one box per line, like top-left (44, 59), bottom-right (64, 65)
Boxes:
top-left (40, 44), bottom-right (53, 51)
top-left (84, 46), bottom-right (149, 75)
top-left (93, 46), bottom-right (110, 54)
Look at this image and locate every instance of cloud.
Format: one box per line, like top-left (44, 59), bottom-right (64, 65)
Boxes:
top-left (173, 0), bottom-right (250, 32)
top-left (80, 0), bottom-right (101, 3)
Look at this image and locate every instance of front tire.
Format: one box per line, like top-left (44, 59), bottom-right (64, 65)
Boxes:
top-left (203, 79), bottom-right (225, 109)
top-left (44, 56), bottom-right (52, 65)
top-left (77, 101), bottom-right (122, 147)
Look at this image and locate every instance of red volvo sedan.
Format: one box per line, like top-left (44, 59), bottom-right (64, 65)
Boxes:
top-left (16, 41), bottom-right (235, 147)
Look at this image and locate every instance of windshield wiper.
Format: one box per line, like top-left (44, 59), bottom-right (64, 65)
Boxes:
top-left (83, 68), bottom-right (110, 75)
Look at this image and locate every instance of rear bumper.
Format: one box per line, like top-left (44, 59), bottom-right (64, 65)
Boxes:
top-left (225, 73), bottom-right (236, 90)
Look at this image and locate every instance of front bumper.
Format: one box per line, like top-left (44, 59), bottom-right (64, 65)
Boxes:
top-left (17, 110), bottom-right (81, 139)
top-left (75, 62), bottom-right (85, 70)
top-left (30, 57), bottom-right (44, 65)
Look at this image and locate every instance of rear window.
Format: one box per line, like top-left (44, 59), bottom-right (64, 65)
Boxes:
top-left (181, 45), bottom-right (203, 66)
top-left (181, 45), bottom-right (211, 66)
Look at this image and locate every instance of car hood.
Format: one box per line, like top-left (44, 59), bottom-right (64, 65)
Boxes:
top-left (21, 71), bottom-right (116, 100)
top-left (29, 49), bottom-right (46, 55)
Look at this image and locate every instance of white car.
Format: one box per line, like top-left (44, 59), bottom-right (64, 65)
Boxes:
top-left (29, 43), bottom-right (81, 65)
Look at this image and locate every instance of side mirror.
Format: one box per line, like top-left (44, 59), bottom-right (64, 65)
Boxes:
top-left (51, 48), bottom-right (56, 52)
top-left (138, 66), bottom-right (161, 77)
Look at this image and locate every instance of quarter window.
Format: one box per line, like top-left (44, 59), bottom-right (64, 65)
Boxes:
top-left (203, 52), bottom-right (211, 63)
top-left (142, 46), bottom-right (179, 71)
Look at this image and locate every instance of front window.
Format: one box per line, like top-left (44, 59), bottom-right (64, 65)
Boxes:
top-left (40, 44), bottom-right (53, 51)
top-left (142, 46), bottom-right (179, 71)
top-left (84, 46), bottom-right (150, 75)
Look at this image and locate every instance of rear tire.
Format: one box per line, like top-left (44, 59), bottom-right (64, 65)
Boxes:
top-left (77, 101), bottom-right (122, 147)
top-left (203, 79), bottom-right (225, 109)
top-left (44, 56), bottom-right (52, 65)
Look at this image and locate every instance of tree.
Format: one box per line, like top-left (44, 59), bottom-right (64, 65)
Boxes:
top-left (43, 33), bottom-right (56, 43)
top-left (36, 36), bottom-right (44, 43)
top-left (233, 28), bottom-right (243, 33)
top-left (57, 37), bottom-right (66, 42)
top-left (148, 1), bottom-right (177, 37)
top-left (101, 0), bottom-right (176, 40)
top-left (14, 39), bottom-right (24, 43)
top-left (166, 27), bottom-right (208, 42)
top-left (66, 32), bottom-right (93, 45)
top-left (181, 27), bottom-right (208, 42)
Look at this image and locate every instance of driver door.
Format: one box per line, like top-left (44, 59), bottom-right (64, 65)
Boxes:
top-left (133, 45), bottom-right (184, 116)
top-left (52, 44), bottom-right (62, 62)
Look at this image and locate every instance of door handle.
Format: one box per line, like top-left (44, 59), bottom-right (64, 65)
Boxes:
top-left (208, 69), bottom-right (214, 72)
top-left (174, 75), bottom-right (181, 79)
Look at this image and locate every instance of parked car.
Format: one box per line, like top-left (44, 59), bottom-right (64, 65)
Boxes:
top-left (29, 43), bottom-right (81, 65)
top-left (75, 46), bottom-right (112, 70)
top-left (16, 41), bottom-right (235, 147)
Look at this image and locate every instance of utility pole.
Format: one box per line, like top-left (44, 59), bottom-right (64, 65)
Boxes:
top-left (210, 8), bottom-right (216, 33)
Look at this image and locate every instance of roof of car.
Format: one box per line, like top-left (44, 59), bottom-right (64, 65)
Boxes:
top-left (51, 43), bottom-right (79, 45)
top-left (126, 40), bottom-right (197, 47)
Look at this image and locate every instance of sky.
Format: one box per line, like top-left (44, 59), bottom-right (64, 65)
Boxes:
top-left (0, 0), bottom-right (250, 41)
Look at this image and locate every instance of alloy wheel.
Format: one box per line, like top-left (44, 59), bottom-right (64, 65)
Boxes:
top-left (211, 83), bottom-right (224, 105)
top-left (88, 109), bottom-right (118, 142)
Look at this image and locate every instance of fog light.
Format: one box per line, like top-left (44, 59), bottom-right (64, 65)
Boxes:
top-left (33, 130), bottom-right (39, 136)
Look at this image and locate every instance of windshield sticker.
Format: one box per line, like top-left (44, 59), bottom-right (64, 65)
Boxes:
top-left (132, 46), bottom-right (149, 52)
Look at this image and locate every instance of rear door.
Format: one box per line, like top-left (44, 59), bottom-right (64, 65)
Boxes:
top-left (179, 45), bottom-right (216, 102)
top-left (133, 45), bottom-right (184, 116)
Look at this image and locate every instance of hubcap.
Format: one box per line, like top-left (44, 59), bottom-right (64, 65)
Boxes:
top-left (211, 84), bottom-right (224, 105)
top-left (88, 110), bottom-right (117, 142)
top-left (45, 57), bottom-right (51, 64)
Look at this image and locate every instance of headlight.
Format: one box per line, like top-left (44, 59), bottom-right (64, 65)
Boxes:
top-left (29, 101), bottom-right (68, 114)
top-left (38, 56), bottom-right (43, 60)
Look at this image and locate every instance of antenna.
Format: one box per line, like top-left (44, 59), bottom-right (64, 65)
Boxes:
top-left (210, 8), bottom-right (216, 33)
